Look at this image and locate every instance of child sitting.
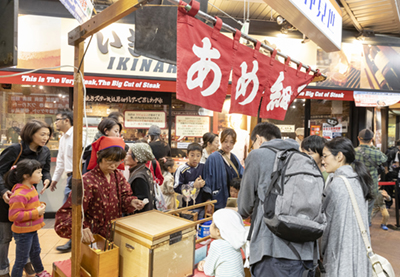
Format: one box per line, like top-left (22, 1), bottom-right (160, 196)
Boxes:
top-left (197, 209), bottom-right (247, 277)
top-left (7, 159), bottom-right (50, 277)
top-left (174, 143), bottom-right (211, 218)
top-left (229, 177), bottom-right (241, 198)
top-left (159, 157), bottom-right (178, 210)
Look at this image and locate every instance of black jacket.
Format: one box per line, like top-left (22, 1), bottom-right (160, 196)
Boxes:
top-left (128, 164), bottom-right (154, 213)
top-left (0, 141), bottom-right (51, 222)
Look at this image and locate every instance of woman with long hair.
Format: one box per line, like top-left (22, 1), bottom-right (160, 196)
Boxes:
top-left (203, 128), bottom-right (244, 210)
top-left (321, 137), bottom-right (373, 276)
top-left (0, 120), bottom-right (52, 277)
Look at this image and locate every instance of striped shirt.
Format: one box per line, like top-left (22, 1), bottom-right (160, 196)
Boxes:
top-left (8, 183), bottom-right (45, 233)
top-left (204, 239), bottom-right (244, 277)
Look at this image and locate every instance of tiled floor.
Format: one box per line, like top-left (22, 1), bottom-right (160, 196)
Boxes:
top-left (7, 207), bottom-right (400, 276)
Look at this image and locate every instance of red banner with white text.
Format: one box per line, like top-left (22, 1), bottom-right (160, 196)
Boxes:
top-left (176, 1), bottom-right (233, 112)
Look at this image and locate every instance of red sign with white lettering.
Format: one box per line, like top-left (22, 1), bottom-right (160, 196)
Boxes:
top-left (298, 88), bottom-right (354, 101)
top-left (176, 1), bottom-right (233, 112)
top-left (0, 71), bottom-right (176, 92)
top-left (229, 32), bottom-right (271, 117)
top-left (259, 54), bottom-right (315, 120)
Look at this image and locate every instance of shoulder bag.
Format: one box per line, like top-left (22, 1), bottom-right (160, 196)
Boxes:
top-left (3, 143), bottom-right (23, 189)
top-left (339, 175), bottom-right (395, 277)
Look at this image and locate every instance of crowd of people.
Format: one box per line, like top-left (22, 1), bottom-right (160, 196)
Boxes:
top-left (0, 108), bottom-right (393, 277)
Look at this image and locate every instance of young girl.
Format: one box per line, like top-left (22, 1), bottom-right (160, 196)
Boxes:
top-left (197, 209), bottom-right (246, 277)
top-left (6, 159), bottom-right (50, 277)
top-left (158, 157), bottom-right (177, 210)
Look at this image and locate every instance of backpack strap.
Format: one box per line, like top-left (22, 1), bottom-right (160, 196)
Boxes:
top-left (357, 148), bottom-right (380, 169)
top-left (12, 143), bottom-right (23, 167)
top-left (286, 240), bottom-right (319, 277)
top-left (246, 196), bottom-right (259, 241)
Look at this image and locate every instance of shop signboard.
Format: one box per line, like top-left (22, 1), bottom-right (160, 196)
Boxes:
top-left (298, 89), bottom-right (354, 101)
top-left (264, 0), bottom-right (342, 52)
top-left (353, 91), bottom-right (400, 107)
top-left (276, 124), bottom-right (295, 133)
top-left (7, 94), bottom-right (69, 114)
top-left (0, 71), bottom-right (176, 92)
top-left (175, 116), bottom-right (210, 137)
top-left (124, 111), bottom-right (166, 129)
top-left (59, 0), bottom-right (93, 24)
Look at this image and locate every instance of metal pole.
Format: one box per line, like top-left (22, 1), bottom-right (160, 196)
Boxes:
top-left (169, 0), bottom-right (327, 78)
top-left (395, 179), bottom-right (399, 227)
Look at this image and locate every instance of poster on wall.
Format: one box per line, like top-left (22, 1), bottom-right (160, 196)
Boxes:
top-left (175, 116), bottom-right (210, 137)
top-left (353, 91), bottom-right (400, 107)
top-left (322, 123), bottom-right (342, 139)
top-left (124, 111), bottom-right (166, 129)
top-left (310, 125), bottom-right (321, 136)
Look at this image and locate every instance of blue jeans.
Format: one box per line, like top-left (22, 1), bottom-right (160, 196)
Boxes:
top-left (0, 222), bottom-right (13, 275)
top-left (251, 256), bottom-right (315, 277)
top-left (12, 231), bottom-right (44, 277)
top-left (63, 175), bottom-right (72, 204)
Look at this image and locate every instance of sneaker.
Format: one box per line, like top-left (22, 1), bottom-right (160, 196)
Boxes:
top-left (381, 224), bottom-right (388, 231)
top-left (36, 270), bottom-right (51, 277)
top-left (24, 262), bottom-right (35, 275)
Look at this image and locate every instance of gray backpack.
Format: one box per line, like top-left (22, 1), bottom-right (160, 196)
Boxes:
top-left (263, 146), bottom-right (327, 243)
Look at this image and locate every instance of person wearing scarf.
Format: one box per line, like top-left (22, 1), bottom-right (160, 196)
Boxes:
top-left (55, 137), bottom-right (145, 243)
top-left (125, 143), bottom-right (156, 213)
top-left (197, 209), bottom-right (247, 277)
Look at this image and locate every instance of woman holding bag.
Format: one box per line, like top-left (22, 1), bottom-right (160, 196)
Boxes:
top-left (0, 120), bottom-right (52, 277)
top-left (321, 137), bottom-right (373, 276)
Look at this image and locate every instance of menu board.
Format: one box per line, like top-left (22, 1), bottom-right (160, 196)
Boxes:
top-left (124, 111), bottom-right (166, 129)
top-left (175, 116), bottom-right (210, 137)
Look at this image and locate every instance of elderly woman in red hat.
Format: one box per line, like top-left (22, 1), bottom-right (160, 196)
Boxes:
top-left (55, 136), bottom-right (145, 243)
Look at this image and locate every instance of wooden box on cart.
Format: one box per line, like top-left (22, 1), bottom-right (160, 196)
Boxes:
top-left (112, 210), bottom-right (196, 277)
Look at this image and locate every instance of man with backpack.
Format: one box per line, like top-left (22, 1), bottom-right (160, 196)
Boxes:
top-left (238, 122), bottom-right (325, 277)
top-left (355, 129), bottom-right (387, 225)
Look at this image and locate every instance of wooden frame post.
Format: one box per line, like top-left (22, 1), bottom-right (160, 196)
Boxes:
top-left (71, 41), bottom-right (84, 277)
top-left (69, 0), bottom-right (144, 276)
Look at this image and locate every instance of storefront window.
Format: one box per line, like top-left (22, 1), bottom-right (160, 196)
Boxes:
top-left (0, 84), bottom-right (70, 153)
top-left (261, 99), bottom-right (306, 140)
top-left (310, 100), bottom-right (350, 139)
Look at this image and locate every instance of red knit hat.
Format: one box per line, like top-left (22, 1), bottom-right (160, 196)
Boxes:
top-left (87, 136), bottom-right (126, 170)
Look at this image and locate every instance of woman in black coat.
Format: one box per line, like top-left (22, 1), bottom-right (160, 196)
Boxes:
top-left (0, 120), bottom-right (52, 276)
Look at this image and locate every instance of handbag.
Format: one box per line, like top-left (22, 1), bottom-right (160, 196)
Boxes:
top-left (154, 181), bottom-right (168, 212)
top-left (3, 143), bottom-right (23, 189)
top-left (339, 176), bottom-right (395, 277)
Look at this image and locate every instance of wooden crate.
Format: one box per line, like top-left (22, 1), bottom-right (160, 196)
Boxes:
top-left (112, 210), bottom-right (196, 277)
top-left (81, 234), bottom-right (119, 277)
